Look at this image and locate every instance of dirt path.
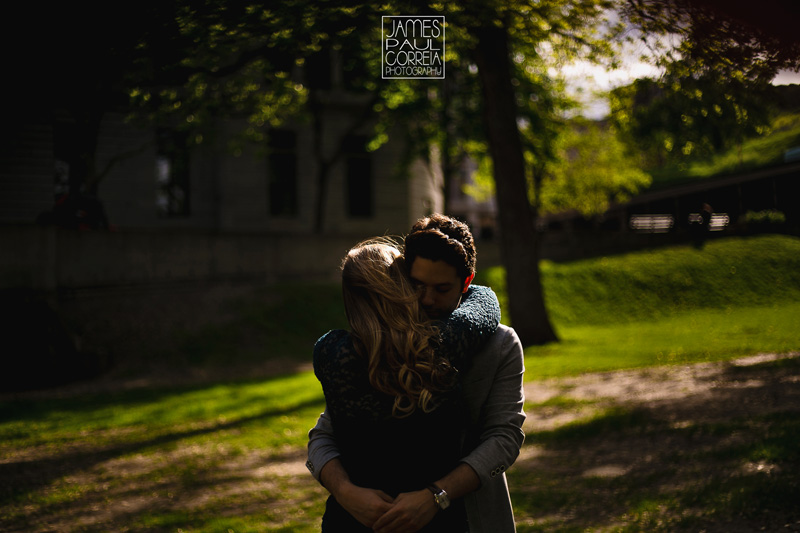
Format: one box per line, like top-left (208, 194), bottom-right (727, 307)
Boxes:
top-left (522, 351), bottom-right (800, 433)
top-left (513, 351), bottom-right (800, 531)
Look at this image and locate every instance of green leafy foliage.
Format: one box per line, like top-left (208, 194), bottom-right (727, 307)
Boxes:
top-left (613, 0), bottom-right (800, 174)
top-left (644, 111), bottom-right (800, 187)
top-left (742, 209), bottom-right (787, 226)
top-left (540, 120), bottom-right (652, 216)
top-left (609, 74), bottom-right (772, 168)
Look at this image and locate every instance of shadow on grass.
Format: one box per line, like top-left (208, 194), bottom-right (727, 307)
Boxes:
top-left (1, 436), bottom-right (326, 533)
top-left (0, 395), bottom-right (325, 507)
top-left (511, 357), bottom-right (800, 532)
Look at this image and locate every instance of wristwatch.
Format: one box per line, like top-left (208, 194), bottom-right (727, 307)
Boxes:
top-left (427, 484), bottom-right (450, 510)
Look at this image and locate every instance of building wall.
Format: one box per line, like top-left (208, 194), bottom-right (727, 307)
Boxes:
top-left (0, 119), bottom-right (54, 225)
top-left (0, 225), bottom-right (378, 291)
top-left (2, 104), bottom-right (440, 232)
top-left (0, 105), bottom-right (449, 292)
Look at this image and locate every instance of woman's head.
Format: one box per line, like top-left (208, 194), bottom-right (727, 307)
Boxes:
top-left (340, 239), bottom-right (455, 417)
top-left (341, 240), bottom-right (420, 331)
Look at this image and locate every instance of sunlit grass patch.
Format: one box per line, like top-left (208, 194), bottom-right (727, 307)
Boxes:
top-left (0, 371), bottom-right (328, 532)
top-left (523, 302), bottom-right (800, 379)
top-left (0, 372), bottom-right (324, 455)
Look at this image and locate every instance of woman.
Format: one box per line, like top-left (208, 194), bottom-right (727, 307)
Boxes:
top-left (313, 239), bottom-right (500, 532)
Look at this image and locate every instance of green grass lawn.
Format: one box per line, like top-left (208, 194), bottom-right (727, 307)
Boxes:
top-left (525, 302), bottom-right (800, 378)
top-left (0, 372), bottom-right (329, 532)
top-left (481, 234), bottom-right (800, 377)
top-left (1, 234), bottom-right (798, 532)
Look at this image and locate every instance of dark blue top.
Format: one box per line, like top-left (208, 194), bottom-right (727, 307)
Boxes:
top-left (314, 285), bottom-right (500, 532)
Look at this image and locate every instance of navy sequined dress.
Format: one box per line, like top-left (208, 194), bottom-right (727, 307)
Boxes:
top-left (313, 286), bottom-right (500, 532)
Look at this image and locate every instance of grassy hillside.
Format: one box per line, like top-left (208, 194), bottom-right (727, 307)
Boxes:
top-left (480, 234), bottom-right (800, 326)
top-left (478, 234), bottom-right (800, 376)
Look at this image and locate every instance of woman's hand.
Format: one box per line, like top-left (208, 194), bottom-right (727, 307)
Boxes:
top-left (321, 458), bottom-right (394, 528)
top-left (337, 484), bottom-right (395, 528)
top-left (371, 489), bottom-right (437, 533)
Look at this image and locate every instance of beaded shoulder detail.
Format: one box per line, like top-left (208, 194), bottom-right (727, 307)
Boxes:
top-left (435, 285), bottom-right (500, 371)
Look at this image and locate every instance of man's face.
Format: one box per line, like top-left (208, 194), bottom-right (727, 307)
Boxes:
top-left (409, 257), bottom-right (465, 319)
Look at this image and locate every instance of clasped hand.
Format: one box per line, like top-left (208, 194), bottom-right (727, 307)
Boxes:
top-left (339, 485), bottom-right (437, 533)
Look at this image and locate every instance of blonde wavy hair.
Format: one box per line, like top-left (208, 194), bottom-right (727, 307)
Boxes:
top-left (341, 239), bottom-right (456, 418)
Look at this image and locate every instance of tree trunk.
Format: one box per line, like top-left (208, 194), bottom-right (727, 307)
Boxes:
top-left (440, 75), bottom-right (455, 215)
top-left (473, 24), bottom-right (558, 346)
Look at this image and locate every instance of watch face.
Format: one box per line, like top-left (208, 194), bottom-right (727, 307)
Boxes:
top-left (428, 485), bottom-right (450, 510)
top-left (437, 492), bottom-right (450, 509)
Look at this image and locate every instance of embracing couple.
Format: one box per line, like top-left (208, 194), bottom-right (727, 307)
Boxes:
top-left (307, 214), bottom-right (526, 532)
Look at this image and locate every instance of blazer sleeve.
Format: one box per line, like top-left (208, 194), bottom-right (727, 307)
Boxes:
top-left (306, 407), bottom-right (339, 481)
top-left (459, 326), bottom-right (526, 488)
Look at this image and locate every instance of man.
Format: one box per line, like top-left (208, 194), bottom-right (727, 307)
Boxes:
top-left (307, 214), bottom-right (526, 532)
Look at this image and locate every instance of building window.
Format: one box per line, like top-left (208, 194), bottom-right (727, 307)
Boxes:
top-left (268, 129), bottom-right (298, 216)
top-left (305, 47), bottom-right (333, 91)
top-left (344, 135), bottom-right (373, 218)
top-left (155, 129), bottom-right (191, 217)
top-left (53, 121), bottom-right (75, 199)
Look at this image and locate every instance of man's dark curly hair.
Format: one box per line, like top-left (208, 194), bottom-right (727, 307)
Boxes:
top-left (403, 214), bottom-right (476, 283)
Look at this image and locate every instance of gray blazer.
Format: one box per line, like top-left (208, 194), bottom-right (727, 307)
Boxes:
top-left (307, 324), bottom-right (526, 532)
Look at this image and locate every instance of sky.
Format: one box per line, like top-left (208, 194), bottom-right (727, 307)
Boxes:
top-left (566, 63), bottom-right (800, 120)
top-left (560, 59), bottom-right (661, 119)
top-left (558, 30), bottom-right (800, 120)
